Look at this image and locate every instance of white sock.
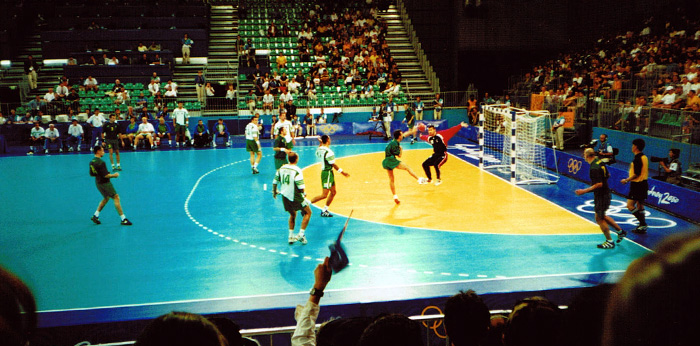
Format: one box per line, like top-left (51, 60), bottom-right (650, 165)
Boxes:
top-left (394, 195), bottom-right (399, 200)
top-left (299, 229), bottom-right (305, 237)
top-left (289, 229), bottom-right (294, 238)
top-left (322, 206), bottom-right (329, 212)
top-left (120, 214), bottom-right (126, 221)
top-left (253, 163), bottom-right (257, 168)
top-left (94, 211), bottom-right (100, 217)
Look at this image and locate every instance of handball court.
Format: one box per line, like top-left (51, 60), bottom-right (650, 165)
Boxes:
top-left (0, 132), bottom-right (696, 342)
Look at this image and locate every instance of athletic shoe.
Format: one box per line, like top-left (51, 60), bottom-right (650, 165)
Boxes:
top-left (115, 166), bottom-right (122, 171)
top-left (253, 167), bottom-right (259, 174)
top-left (121, 218), bottom-right (133, 226)
top-left (394, 196), bottom-right (401, 204)
top-left (417, 177), bottom-right (428, 184)
top-left (434, 179), bottom-right (443, 186)
top-left (288, 236), bottom-right (295, 245)
top-left (410, 138), bottom-right (415, 145)
top-left (91, 215), bottom-right (101, 224)
top-left (597, 240), bottom-right (615, 249)
top-left (616, 230), bottom-right (627, 243)
top-left (44, 149), bottom-right (48, 154)
top-left (112, 165), bottom-right (116, 170)
top-left (68, 147), bottom-right (74, 152)
top-left (632, 225), bottom-right (648, 234)
top-left (151, 145), bottom-right (156, 150)
top-left (59, 148), bottom-right (63, 153)
top-left (27, 151), bottom-right (33, 156)
top-left (320, 211), bottom-right (333, 217)
top-left (296, 235), bottom-right (308, 245)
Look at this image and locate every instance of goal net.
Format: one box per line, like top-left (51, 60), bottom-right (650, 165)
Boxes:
top-left (479, 104), bottom-right (559, 184)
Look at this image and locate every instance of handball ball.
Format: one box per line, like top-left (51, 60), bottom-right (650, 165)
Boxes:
top-left (417, 123), bottom-right (426, 132)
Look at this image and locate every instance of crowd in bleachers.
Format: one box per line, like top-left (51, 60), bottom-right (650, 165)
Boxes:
top-left (510, 16), bottom-right (700, 138)
top-left (3, 230), bottom-right (700, 346)
top-left (239, 0), bottom-right (409, 112)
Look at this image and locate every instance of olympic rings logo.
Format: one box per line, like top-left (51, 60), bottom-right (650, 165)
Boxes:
top-left (576, 199), bottom-right (677, 228)
top-left (420, 306), bottom-right (446, 339)
top-left (568, 158), bottom-right (583, 174)
top-left (318, 124), bottom-right (340, 135)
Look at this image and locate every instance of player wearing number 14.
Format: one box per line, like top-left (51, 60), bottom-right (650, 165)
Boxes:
top-left (273, 152), bottom-right (311, 245)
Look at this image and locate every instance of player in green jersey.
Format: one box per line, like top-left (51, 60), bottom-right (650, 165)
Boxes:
top-left (89, 145), bottom-right (131, 225)
top-left (102, 114), bottom-right (122, 171)
top-left (383, 128), bottom-right (427, 204)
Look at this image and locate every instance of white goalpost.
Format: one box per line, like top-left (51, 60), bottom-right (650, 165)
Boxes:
top-left (479, 104), bottom-right (559, 184)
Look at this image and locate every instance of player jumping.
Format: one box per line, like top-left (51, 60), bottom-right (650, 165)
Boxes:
top-left (383, 128), bottom-right (428, 204)
top-left (310, 135), bottom-right (350, 217)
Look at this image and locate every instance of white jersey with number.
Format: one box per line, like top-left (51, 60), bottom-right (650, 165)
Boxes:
top-left (273, 164), bottom-right (305, 201)
top-left (245, 122), bottom-right (260, 140)
top-left (173, 108), bottom-right (189, 125)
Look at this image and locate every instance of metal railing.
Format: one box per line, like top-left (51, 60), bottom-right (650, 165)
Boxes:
top-left (395, 0), bottom-right (440, 94)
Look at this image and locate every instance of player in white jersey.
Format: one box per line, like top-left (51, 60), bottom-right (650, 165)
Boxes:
top-left (273, 111), bottom-right (295, 144)
top-left (245, 114), bottom-right (262, 174)
top-left (310, 135), bottom-right (349, 217)
top-left (273, 152), bottom-right (311, 245)
top-left (172, 102), bottom-right (189, 147)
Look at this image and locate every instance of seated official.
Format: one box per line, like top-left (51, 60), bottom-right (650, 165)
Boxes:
top-left (28, 122), bottom-right (45, 155)
top-left (121, 116), bottom-right (139, 148)
top-left (43, 123), bottom-right (63, 153)
top-left (213, 118), bottom-right (229, 146)
top-left (594, 134), bottom-right (615, 163)
top-left (134, 116), bottom-right (156, 150)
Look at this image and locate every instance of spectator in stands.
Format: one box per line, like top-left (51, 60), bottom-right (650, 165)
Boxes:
top-left (137, 53), bottom-right (150, 65)
top-left (134, 311), bottom-right (226, 346)
top-left (67, 88), bottom-right (80, 112)
top-left (181, 33), bottom-right (194, 64)
top-left (503, 297), bottom-right (563, 346)
top-left (444, 290), bottom-right (490, 346)
top-left (214, 118), bottom-right (229, 146)
top-left (0, 111), bottom-right (7, 125)
top-left (56, 82), bottom-right (69, 103)
top-left (135, 92), bottom-right (148, 109)
top-left (148, 42), bottom-right (160, 51)
top-left (87, 108), bottom-right (106, 150)
top-left (43, 123), bottom-right (62, 153)
top-left (28, 121), bottom-right (45, 155)
top-left (280, 89), bottom-right (293, 104)
top-left (277, 52), bottom-right (288, 69)
top-left (603, 232), bottom-right (700, 346)
top-left (137, 42), bottom-right (148, 52)
top-left (148, 79), bottom-right (160, 97)
top-left (43, 88), bottom-right (57, 115)
top-left (84, 76), bottom-right (99, 92)
top-left (139, 107), bottom-right (154, 121)
top-left (110, 80), bottom-right (125, 98)
top-left (267, 22), bottom-right (278, 38)
top-left (151, 72), bottom-right (161, 84)
top-left (194, 70), bottom-right (206, 105)
top-left (262, 90), bottom-right (275, 115)
top-left (208, 82), bottom-right (217, 99)
top-left (0, 266), bottom-right (38, 346)
top-left (18, 112), bottom-right (33, 123)
top-left (67, 56), bottom-right (77, 66)
top-left (24, 55), bottom-right (39, 90)
top-left (358, 314), bottom-right (423, 346)
top-left (134, 116), bottom-right (156, 150)
top-left (164, 80), bottom-right (178, 102)
top-left (193, 119), bottom-right (210, 148)
top-left (224, 84), bottom-right (235, 106)
top-left (67, 118), bottom-right (83, 152)
top-left (153, 92), bottom-right (165, 111)
top-left (108, 56), bottom-right (119, 65)
top-left (246, 90), bottom-right (257, 113)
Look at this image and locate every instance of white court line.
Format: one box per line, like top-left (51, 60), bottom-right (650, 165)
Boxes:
top-left (38, 269), bottom-right (624, 313)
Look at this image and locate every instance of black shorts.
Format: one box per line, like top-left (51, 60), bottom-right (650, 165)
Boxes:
top-left (594, 191), bottom-right (611, 218)
top-left (628, 180), bottom-right (648, 202)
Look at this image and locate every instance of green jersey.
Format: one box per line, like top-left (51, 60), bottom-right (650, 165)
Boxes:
top-left (89, 157), bottom-right (110, 184)
top-left (315, 146), bottom-right (336, 171)
top-left (589, 159), bottom-right (610, 198)
top-left (103, 122), bottom-right (121, 140)
top-left (274, 135), bottom-right (292, 160)
top-left (273, 164), bottom-right (305, 202)
top-left (385, 139), bottom-right (401, 158)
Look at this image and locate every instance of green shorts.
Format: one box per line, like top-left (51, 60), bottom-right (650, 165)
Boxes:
top-left (275, 157), bottom-right (288, 170)
top-left (96, 182), bottom-right (117, 198)
top-left (246, 139), bottom-right (261, 152)
top-left (175, 124), bottom-right (187, 135)
top-left (283, 195), bottom-right (308, 213)
top-left (321, 170), bottom-right (335, 189)
top-left (382, 156), bottom-right (401, 170)
top-left (105, 139), bottom-right (120, 150)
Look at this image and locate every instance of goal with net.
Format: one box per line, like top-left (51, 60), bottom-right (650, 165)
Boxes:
top-left (478, 104), bottom-right (559, 184)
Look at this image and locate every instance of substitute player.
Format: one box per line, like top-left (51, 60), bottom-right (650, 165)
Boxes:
top-left (621, 138), bottom-right (649, 233)
top-left (383, 128), bottom-right (428, 204)
top-left (421, 125), bottom-right (447, 186)
top-left (273, 151), bottom-right (311, 245)
top-left (90, 145), bottom-right (132, 225)
top-left (273, 126), bottom-right (294, 170)
top-left (102, 113), bottom-right (122, 171)
top-left (310, 135), bottom-right (350, 217)
top-left (245, 114), bottom-right (262, 174)
top-left (575, 148), bottom-right (626, 249)
top-left (172, 102), bottom-right (189, 148)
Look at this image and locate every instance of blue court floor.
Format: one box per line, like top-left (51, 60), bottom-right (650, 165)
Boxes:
top-left (0, 135), bottom-right (696, 329)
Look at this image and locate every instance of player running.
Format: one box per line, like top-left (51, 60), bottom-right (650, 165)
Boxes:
top-left (383, 128), bottom-right (428, 204)
top-left (89, 145), bottom-right (131, 225)
top-left (310, 135), bottom-right (350, 217)
top-left (576, 148), bottom-right (626, 249)
top-left (245, 114), bottom-right (262, 174)
top-left (273, 152), bottom-right (311, 245)
top-left (421, 125), bottom-right (447, 185)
